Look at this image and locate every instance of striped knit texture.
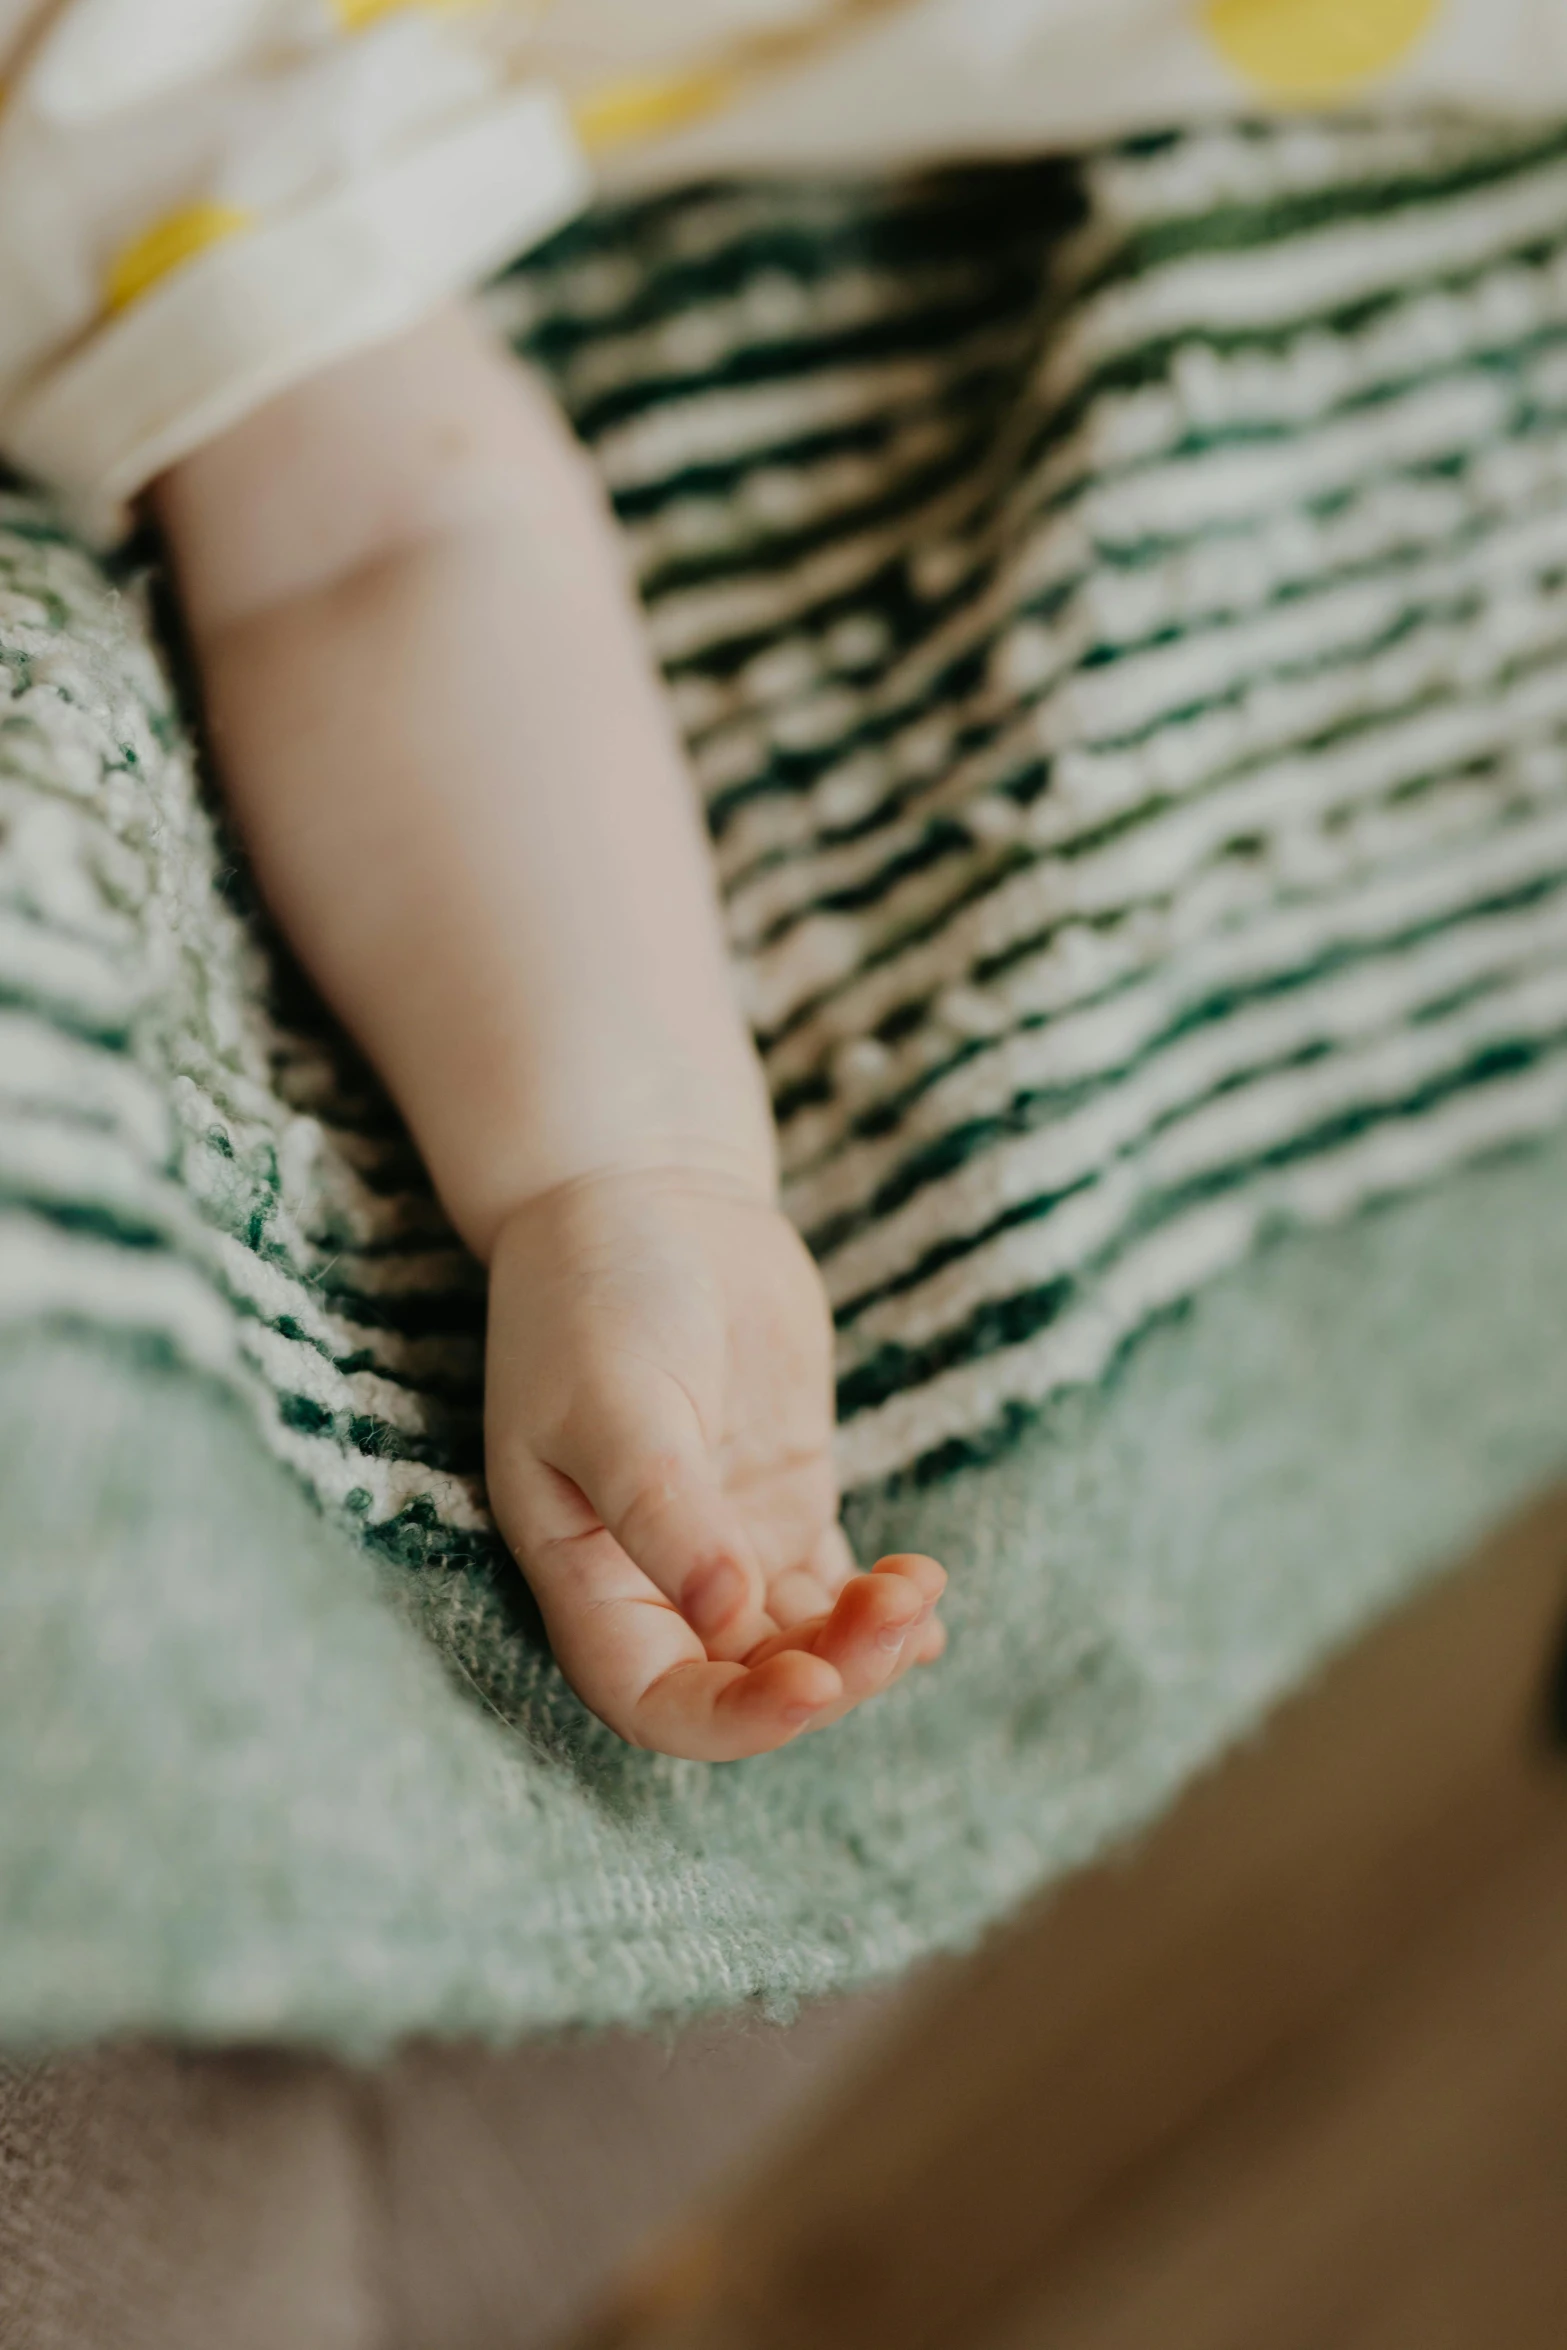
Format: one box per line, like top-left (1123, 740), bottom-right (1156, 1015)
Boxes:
top-left (5, 115), bottom-right (1567, 1569)
top-left (6, 118), bottom-right (1567, 2053)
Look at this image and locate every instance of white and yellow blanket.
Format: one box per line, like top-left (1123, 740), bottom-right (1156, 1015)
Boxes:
top-left (0, 0), bottom-right (1562, 529)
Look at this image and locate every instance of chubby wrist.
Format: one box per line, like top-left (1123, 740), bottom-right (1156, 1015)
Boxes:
top-left (454, 1057), bottom-right (780, 1264)
top-left (487, 1137), bottom-right (783, 1272)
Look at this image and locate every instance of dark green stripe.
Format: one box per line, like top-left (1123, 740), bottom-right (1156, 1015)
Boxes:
top-left (836, 1027), bottom-right (1567, 1430)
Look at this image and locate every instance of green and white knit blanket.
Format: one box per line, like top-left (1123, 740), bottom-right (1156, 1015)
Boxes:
top-left (4, 117), bottom-right (1567, 2053)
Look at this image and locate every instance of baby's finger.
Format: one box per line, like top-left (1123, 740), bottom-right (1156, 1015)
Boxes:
top-left (887, 1555), bottom-right (949, 1669)
top-left (633, 1648), bottom-right (843, 1762)
top-left (539, 1377), bottom-right (774, 1658)
top-left (743, 1553), bottom-right (946, 1715)
top-left (513, 1495), bottom-right (842, 1759)
top-left (809, 1559), bottom-right (940, 1703)
top-left (873, 1552), bottom-right (948, 1609)
top-left (763, 1520), bottom-right (856, 1631)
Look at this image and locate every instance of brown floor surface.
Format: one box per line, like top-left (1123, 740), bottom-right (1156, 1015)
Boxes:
top-left (575, 1487), bottom-right (1567, 2350)
top-left (5, 1494), bottom-right (1566, 2350)
top-left (0, 1997), bottom-right (897, 2350)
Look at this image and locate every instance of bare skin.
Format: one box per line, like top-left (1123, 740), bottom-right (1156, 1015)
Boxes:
top-left (155, 301), bottom-right (945, 1762)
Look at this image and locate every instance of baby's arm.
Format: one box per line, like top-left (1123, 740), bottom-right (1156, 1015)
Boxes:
top-left (156, 303), bottom-right (944, 1759)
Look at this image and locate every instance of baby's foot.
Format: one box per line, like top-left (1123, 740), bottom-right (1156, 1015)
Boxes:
top-left (484, 1164), bottom-right (946, 1759)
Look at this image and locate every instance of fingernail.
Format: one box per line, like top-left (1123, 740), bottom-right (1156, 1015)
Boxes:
top-left (682, 1560), bottom-right (743, 1638)
top-left (876, 1621), bottom-right (911, 1655)
top-left (783, 1704), bottom-right (819, 1729)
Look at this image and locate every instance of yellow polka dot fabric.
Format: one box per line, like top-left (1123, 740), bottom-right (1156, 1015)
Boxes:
top-left (1204, 0), bottom-right (1440, 98)
top-left (573, 67), bottom-right (740, 155)
top-left (103, 202), bottom-right (253, 314)
top-left (331, 0), bottom-right (475, 29)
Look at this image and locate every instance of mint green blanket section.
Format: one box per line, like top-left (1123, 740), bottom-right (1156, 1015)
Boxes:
top-left (4, 120), bottom-right (1567, 2054)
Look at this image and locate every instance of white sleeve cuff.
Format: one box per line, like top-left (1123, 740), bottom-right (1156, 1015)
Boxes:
top-left (3, 80), bottom-right (590, 544)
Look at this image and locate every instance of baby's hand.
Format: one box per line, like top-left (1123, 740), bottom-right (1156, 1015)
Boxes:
top-left (484, 1166), bottom-right (946, 1759)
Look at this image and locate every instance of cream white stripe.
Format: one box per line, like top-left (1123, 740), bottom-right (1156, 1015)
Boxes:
top-left (0, 1072), bottom-right (467, 1351)
top-left (1028, 602), bottom-right (1567, 850)
top-left (212, 1234), bottom-right (480, 1372)
top-left (0, 914), bottom-right (143, 1030)
top-left (1083, 121), bottom-right (1554, 234)
top-left (757, 634), bottom-right (1567, 1095)
top-left (626, 413), bottom-right (961, 576)
top-left (705, 462), bottom-right (1552, 896)
top-left (0, 1118), bottom-right (208, 1250)
top-left (0, 1212), bottom-right (239, 1373)
top-left (784, 779), bottom-right (1567, 1179)
top-left (268, 1421), bottom-right (489, 1532)
top-left (813, 911), bottom-right (1567, 1315)
top-left (647, 447), bottom-right (1008, 668)
top-left (238, 1316), bottom-right (472, 1443)
top-left (840, 1165), bottom-right (1134, 1364)
top-left (0, 1008), bottom-right (171, 1158)
top-left (562, 258), bottom-right (1016, 412)
top-left (1146, 963), bottom-right (1567, 1196)
top-left (782, 741), bottom-right (1567, 1231)
top-left (156, 1054), bottom-right (457, 1255)
top-left (1037, 156), bottom-right (1567, 411)
top-left (662, 178), bottom-right (1567, 690)
top-left (594, 328), bottom-right (1024, 499)
top-left (835, 1052), bottom-right (1567, 1487)
top-left (0, 1155), bottom-right (475, 1451)
top-left (620, 221), bottom-right (1538, 589)
top-left (651, 331), bottom-right (1502, 677)
top-left (486, 180), bottom-right (972, 342)
top-left (1069, 375), bottom-right (1509, 559)
top-left (834, 902), bottom-right (1567, 1360)
top-left (700, 306), bottom-right (1567, 877)
top-left (729, 489), bottom-right (1567, 965)
top-left (305, 1251), bottom-right (478, 1300)
top-left (686, 347), bottom-right (1564, 869)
